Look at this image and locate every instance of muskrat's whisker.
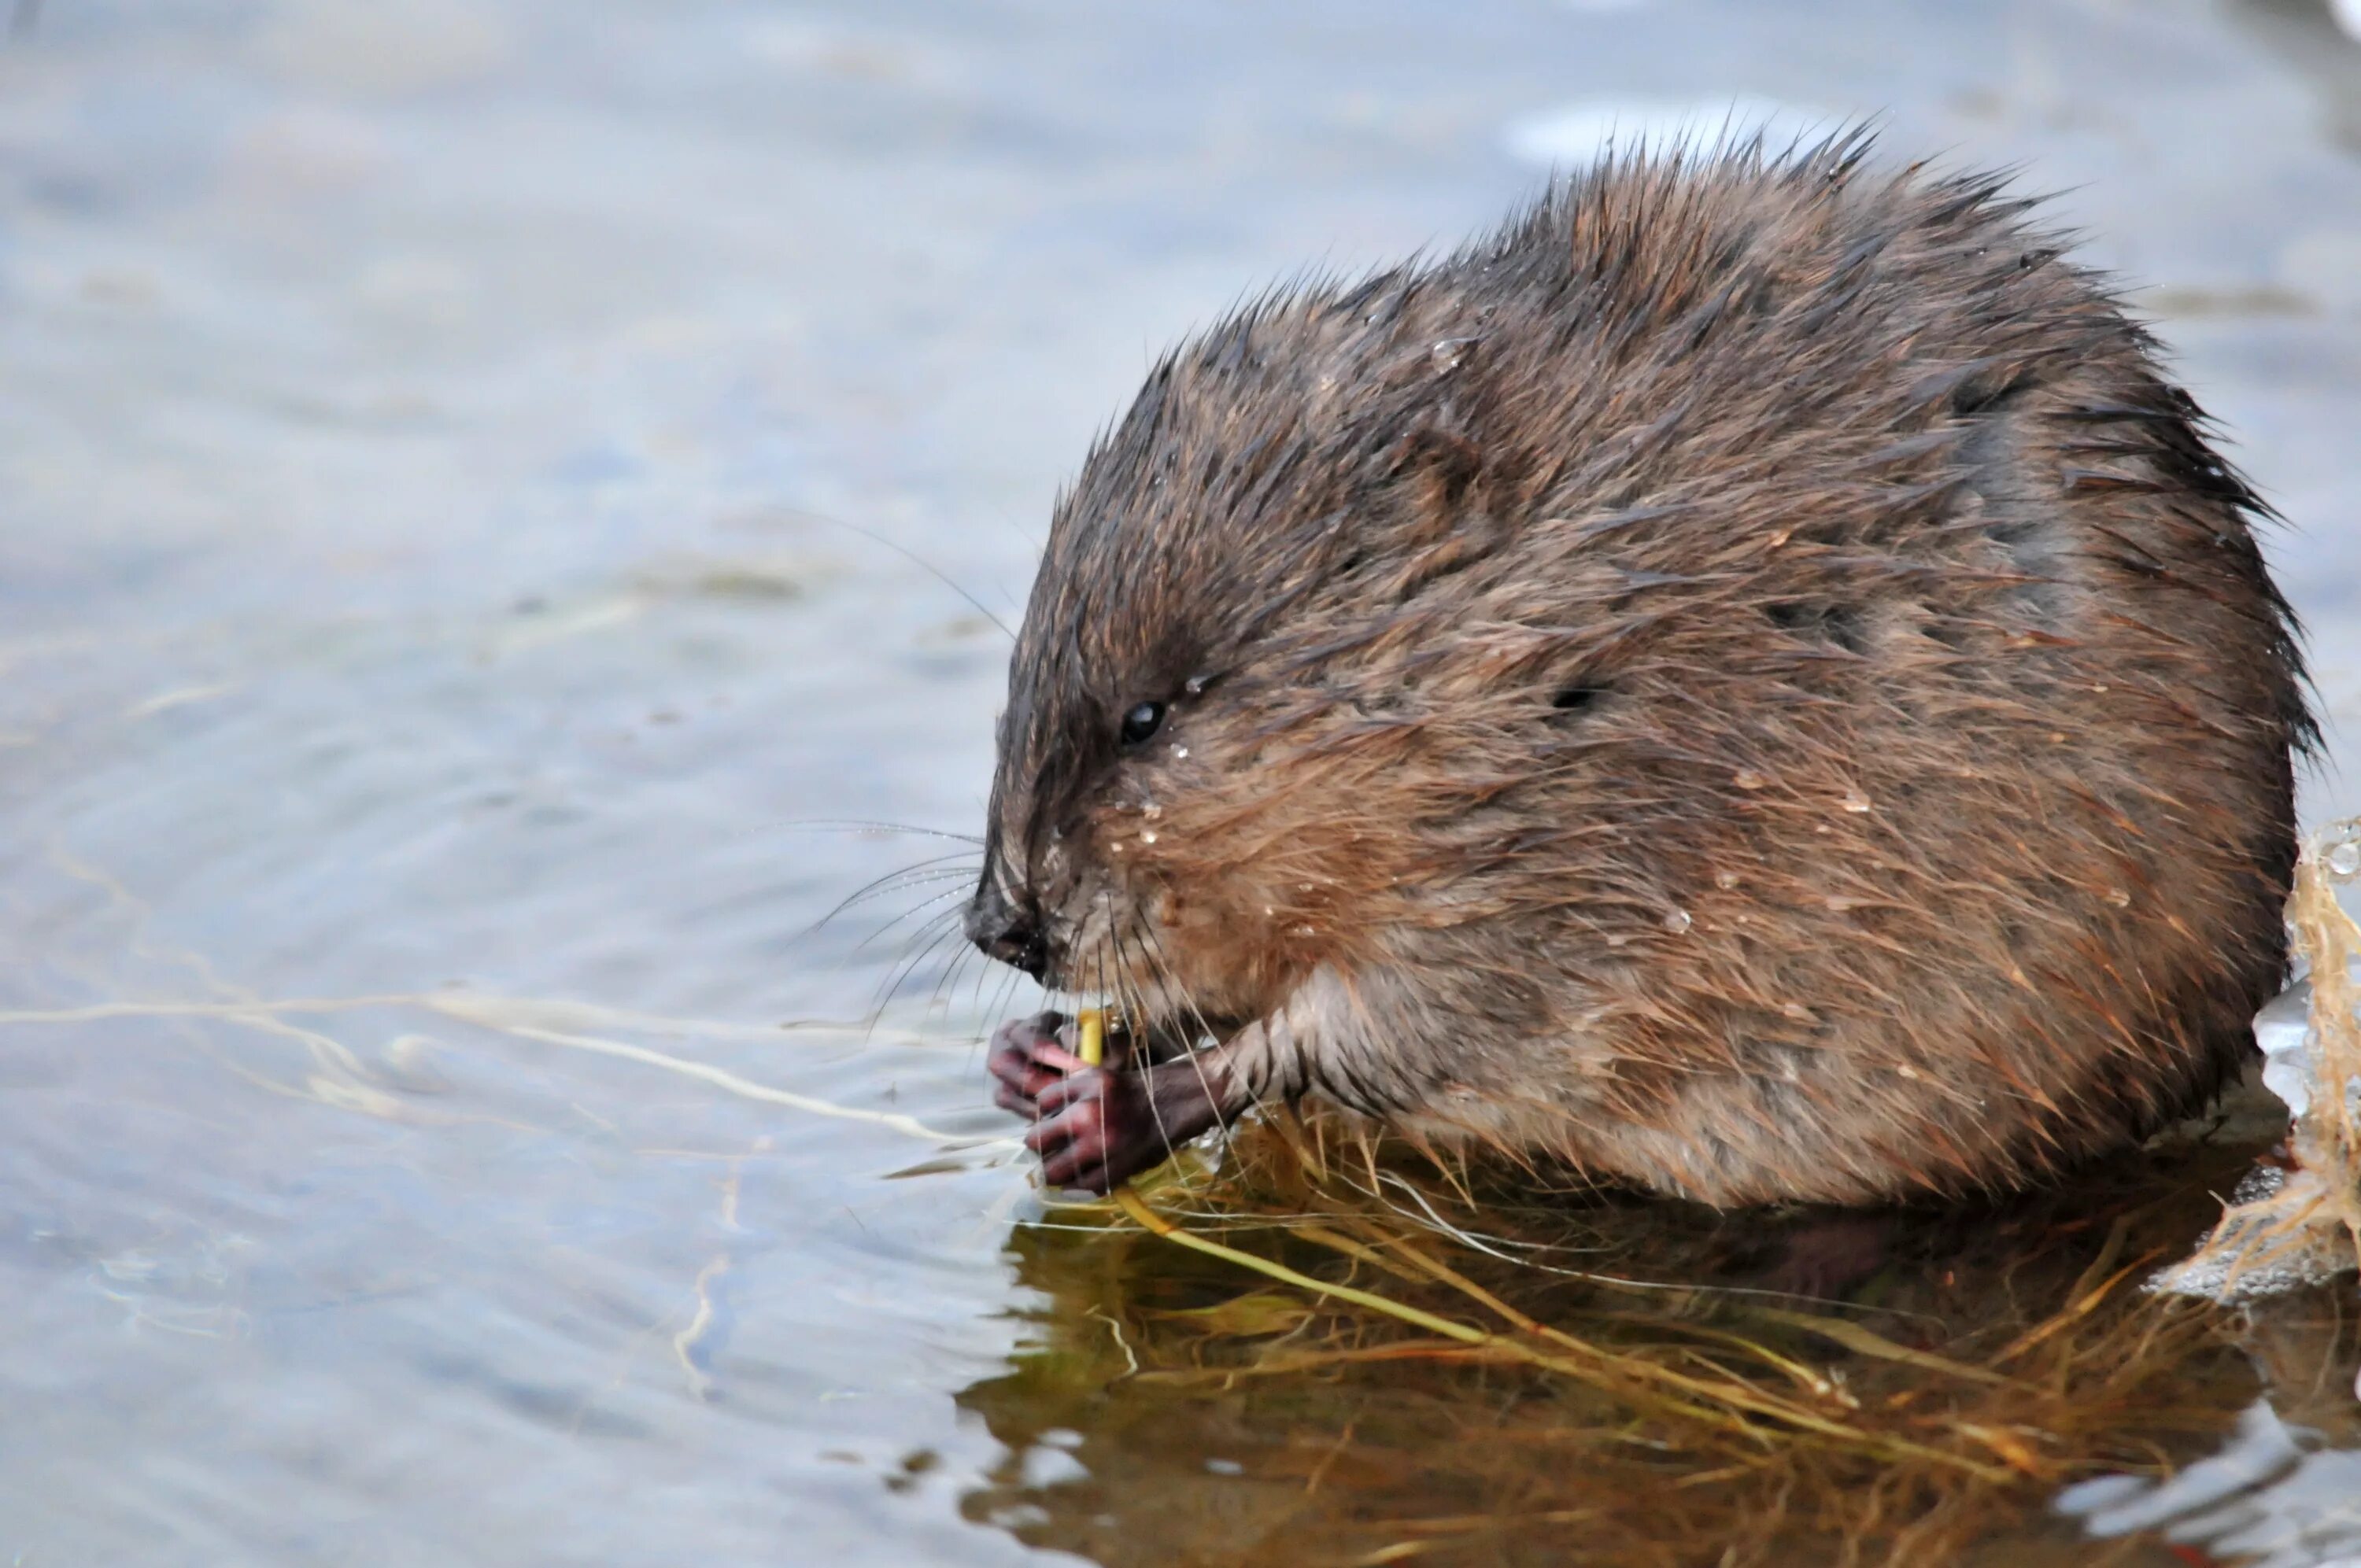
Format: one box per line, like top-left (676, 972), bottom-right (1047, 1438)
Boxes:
top-left (1112, 924), bottom-right (1205, 1196)
top-left (1129, 916), bottom-right (1248, 1140)
top-left (927, 928), bottom-right (996, 1022)
top-left (920, 938), bottom-right (969, 1021)
top-left (849, 878), bottom-right (975, 938)
top-left (868, 902), bottom-right (964, 965)
top-left (811, 511), bottom-right (1017, 639)
top-left (765, 818), bottom-right (985, 845)
top-left (1070, 938), bottom-right (1117, 1191)
top-left (844, 885), bottom-right (974, 959)
top-left (981, 950), bottom-right (1020, 1020)
top-left (1129, 916), bottom-right (1217, 1051)
top-left (975, 965), bottom-right (1028, 1048)
top-left (805, 854), bottom-right (984, 936)
top-left (863, 921), bottom-right (969, 1036)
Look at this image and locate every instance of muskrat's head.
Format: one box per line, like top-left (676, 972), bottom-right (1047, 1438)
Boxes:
top-left (963, 275), bottom-right (1582, 1039)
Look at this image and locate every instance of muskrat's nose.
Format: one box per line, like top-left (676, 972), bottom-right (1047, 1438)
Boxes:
top-left (966, 883), bottom-right (1048, 980)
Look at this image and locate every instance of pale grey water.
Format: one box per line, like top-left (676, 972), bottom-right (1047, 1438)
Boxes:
top-left (1, 2), bottom-right (2358, 1564)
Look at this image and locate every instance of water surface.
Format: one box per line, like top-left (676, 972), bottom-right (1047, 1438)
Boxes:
top-left (3, 2), bottom-right (2360, 1562)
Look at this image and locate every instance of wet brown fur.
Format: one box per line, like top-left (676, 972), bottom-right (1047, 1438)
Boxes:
top-left (974, 136), bottom-right (2312, 1205)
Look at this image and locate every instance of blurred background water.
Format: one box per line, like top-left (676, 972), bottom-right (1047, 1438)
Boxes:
top-left (1, 2), bottom-right (2358, 1563)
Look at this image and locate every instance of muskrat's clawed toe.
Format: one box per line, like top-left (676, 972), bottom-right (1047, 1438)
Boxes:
top-left (986, 1012), bottom-right (1144, 1193)
top-left (986, 1011), bottom-right (1081, 1119)
top-left (987, 1011), bottom-right (1222, 1193)
top-left (1028, 1065), bottom-right (1144, 1194)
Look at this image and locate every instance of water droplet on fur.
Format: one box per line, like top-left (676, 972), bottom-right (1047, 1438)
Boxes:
top-left (2330, 841), bottom-right (2361, 878)
top-left (1173, 746), bottom-right (1189, 759)
top-left (1142, 803), bottom-right (1163, 820)
top-left (1895, 1063), bottom-right (1923, 1081)
top-left (1662, 908), bottom-right (1692, 934)
top-left (1733, 769), bottom-right (1768, 790)
top-left (1140, 830), bottom-right (1158, 845)
top-left (2104, 887), bottom-right (2130, 908)
top-left (1714, 870), bottom-right (1741, 889)
top-left (1297, 882), bottom-right (1316, 893)
top-left (1840, 791), bottom-right (1872, 814)
top-left (1430, 336), bottom-right (1478, 372)
top-left (1292, 924), bottom-right (1317, 937)
top-left (1184, 674), bottom-right (1210, 696)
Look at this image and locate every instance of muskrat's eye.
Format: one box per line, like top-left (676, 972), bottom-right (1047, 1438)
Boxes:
top-left (1119, 700), bottom-right (1166, 747)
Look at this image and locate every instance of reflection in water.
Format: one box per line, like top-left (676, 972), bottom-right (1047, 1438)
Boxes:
top-left (2064, 1400), bottom-right (2361, 1568)
top-left (956, 1106), bottom-right (2358, 1566)
top-left (2062, 1289), bottom-right (2361, 1568)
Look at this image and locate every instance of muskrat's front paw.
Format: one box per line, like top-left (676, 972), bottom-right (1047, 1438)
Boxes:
top-left (985, 1011), bottom-right (1081, 1117)
top-left (988, 1012), bottom-right (1207, 1193)
top-left (1028, 1065), bottom-right (1159, 1194)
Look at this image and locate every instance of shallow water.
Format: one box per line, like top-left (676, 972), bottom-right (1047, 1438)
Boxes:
top-left (2, 1), bottom-right (2359, 1563)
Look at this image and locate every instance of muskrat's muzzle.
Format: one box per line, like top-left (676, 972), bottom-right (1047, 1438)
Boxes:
top-left (965, 879), bottom-right (1048, 980)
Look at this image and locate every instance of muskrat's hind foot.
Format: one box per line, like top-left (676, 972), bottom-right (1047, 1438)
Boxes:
top-left (985, 1013), bottom-right (1234, 1193)
top-left (1757, 1213), bottom-right (1900, 1302)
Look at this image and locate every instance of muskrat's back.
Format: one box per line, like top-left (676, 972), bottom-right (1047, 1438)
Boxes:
top-left (971, 138), bottom-right (2311, 1205)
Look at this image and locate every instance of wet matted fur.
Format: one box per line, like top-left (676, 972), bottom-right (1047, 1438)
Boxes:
top-left (970, 135), bottom-right (2311, 1205)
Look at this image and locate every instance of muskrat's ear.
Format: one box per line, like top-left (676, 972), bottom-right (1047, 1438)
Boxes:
top-left (1380, 424), bottom-right (1487, 540)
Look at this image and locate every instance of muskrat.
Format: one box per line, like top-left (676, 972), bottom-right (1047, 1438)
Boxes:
top-left (965, 136), bottom-right (2312, 1206)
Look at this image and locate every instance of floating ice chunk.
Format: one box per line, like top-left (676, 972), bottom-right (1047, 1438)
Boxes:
top-left (1502, 96), bottom-right (1836, 169)
top-left (2254, 978), bottom-right (2317, 1119)
top-left (2160, 822), bottom-right (2361, 1302)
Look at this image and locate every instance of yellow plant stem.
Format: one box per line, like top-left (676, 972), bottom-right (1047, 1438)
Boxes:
top-left (1111, 1187), bottom-right (1491, 1345)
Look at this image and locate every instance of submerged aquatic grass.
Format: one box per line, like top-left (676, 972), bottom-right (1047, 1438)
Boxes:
top-left (972, 1101), bottom-right (2313, 1567)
